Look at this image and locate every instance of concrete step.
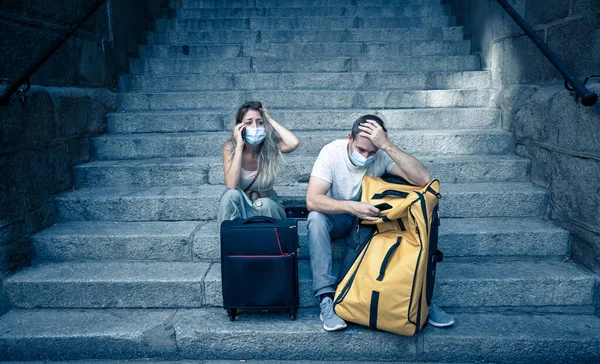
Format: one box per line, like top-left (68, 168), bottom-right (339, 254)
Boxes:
top-left (145, 27), bottom-right (465, 44)
top-left (176, 0), bottom-right (440, 9)
top-left (138, 41), bottom-right (471, 58)
top-left (151, 16), bottom-right (457, 31)
top-left (3, 259), bottom-right (595, 308)
top-left (107, 107), bottom-right (498, 134)
top-left (129, 55), bottom-right (481, 74)
top-left (31, 217), bottom-right (569, 263)
top-left (175, 0), bottom-right (445, 9)
top-left (116, 89), bottom-right (492, 111)
top-left (118, 71), bottom-right (491, 93)
top-left (54, 182), bottom-right (545, 222)
top-left (73, 155), bottom-right (529, 187)
top-left (2, 308), bottom-right (600, 362)
top-left (172, 5), bottom-right (448, 19)
top-left (91, 129), bottom-right (515, 160)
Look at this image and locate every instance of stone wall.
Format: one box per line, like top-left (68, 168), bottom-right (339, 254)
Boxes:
top-left (0, 0), bottom-right (164, 88)
top-left (446, 0), bottom-right (600, 275)
top-left (0, 0), bottom-right (164, 314)
top-left (0, 87), bottom-right (116, 314)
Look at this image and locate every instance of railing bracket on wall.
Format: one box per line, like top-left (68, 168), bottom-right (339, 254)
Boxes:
top-left (0, 78), bottom-right (30, 104)
top-left (0, 0), bottom-right (107, 106)
top-left (492, 0), bottom-right (598, 106)
top-left (565, 75), bottom-right (600, 105)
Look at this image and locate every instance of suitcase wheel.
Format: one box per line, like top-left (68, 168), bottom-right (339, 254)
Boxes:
top-left (227, 308), bottom-right (237, 321)
top-left (289, 307), bottom-right (296, 321)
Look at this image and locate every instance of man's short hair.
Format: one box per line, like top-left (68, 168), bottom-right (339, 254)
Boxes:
top-left (351, 114), bottom-right (387, 139)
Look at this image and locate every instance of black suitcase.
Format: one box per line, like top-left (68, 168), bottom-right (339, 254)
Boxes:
top-left (220, 216), bottom-right (299, 321)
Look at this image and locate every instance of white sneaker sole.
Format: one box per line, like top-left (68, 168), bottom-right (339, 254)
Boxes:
top-left (320, 313), bottom-right (348, 331)
top-left (428, 318), bottom-right (455, 328)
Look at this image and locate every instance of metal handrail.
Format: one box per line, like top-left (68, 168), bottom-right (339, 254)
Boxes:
top-left (494, 0), bottom-right (598, 106)
top-left (0, 0), bottom-right (107, 106)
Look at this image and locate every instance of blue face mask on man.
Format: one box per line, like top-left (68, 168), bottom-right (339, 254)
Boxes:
top-left (350, 146), bottom-right (376, 168)
top-left (244, 127), bottom-right (267, 146)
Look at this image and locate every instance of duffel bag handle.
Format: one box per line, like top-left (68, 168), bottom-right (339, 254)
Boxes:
top-left (242, 216), bottom-right (277, 225)
top-left (371, 190), bottom-right (409, 199)
top-left (376, 237), bottom-right (402, 281)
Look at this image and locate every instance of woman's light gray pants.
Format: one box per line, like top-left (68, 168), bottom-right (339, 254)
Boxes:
top-left (217, 189), bottom-right (286, 226)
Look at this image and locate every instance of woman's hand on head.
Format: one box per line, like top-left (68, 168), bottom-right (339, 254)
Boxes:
top-left (259, 106), bottom-right (273, 122)
top-left (234, 123), bottom-right (246, 146)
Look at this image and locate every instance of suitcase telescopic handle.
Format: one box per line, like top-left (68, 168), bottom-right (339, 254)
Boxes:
top-left (242, 216), bottom-right (277, 224)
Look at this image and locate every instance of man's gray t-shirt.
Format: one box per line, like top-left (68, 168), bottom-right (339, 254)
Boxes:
top-left (310, 139), bottom-right (397, 201)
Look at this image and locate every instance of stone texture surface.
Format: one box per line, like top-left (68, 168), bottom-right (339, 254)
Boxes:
top-left (117, 90), bottom-right (491, 111)
top-left (0, 0), bottom-right (163, 88)
top-left (4, 261), bottom-right (210, 308)
top-left (506, 84), bottom-right (600, 274)
top-left (447, 1), bottom-right (600, 275)
top-left (32, 221), bottom-right (203, 262)
top-left (0, 87), bottom-right (115, 275)
top-left (1, 308), bottom-right (600, 362)
top-left (145, 27), bottom-right (465, 44)
top-left (0, 309), bottom-right (177, 361)
top-left (73, 154), bottom-right (528, 188)
top-left (106, 107), bottom-right (499, 134)
top-left (174, 5), bottom-right (447, 18)
top-left (193, 216), bottom-right (569, 262)
top-left (3, 0), bottom-right (600, 362)
top-left (53, 182), bottom-right (546, 222)
top-left (91, 130), bottom-right (515, 160)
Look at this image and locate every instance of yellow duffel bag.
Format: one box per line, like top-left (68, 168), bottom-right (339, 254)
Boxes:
top-left (334, 174), bottom-right (442, 336)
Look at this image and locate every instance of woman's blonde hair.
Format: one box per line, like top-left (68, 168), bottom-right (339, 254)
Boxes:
top-left (228, 101), bottom-right (283, 188)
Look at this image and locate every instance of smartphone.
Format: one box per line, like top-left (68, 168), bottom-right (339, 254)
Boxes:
top-left (373, 202), bottom-right (393, 211)
top-left (241, 126), bottom-right (246, 139)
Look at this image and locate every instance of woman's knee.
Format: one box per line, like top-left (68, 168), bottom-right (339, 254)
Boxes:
top-left (220, 189), bottom-right (245, 205)
top-left (255, 198), bottom-right (285, 218)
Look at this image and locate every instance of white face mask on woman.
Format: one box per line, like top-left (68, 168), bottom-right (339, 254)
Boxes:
top-left (244, 127), bottom-right (267, 146)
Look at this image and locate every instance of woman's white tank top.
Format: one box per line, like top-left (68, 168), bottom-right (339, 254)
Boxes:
top-left (239, 167), bottom-right (273, 192)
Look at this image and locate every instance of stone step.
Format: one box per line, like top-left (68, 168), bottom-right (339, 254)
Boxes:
top-left (145, 27), bottom-right (465, 44)
top-left (175, 0), bottom-right (445, 9)
top-left (73, 155), bottom-right (529, 188)
top-left (31, 217), bottom-right (569, 263)
top-left (107, 107), bottom-right (498, 134)
top-left (138, 41), bottom-right (471, 59)
top-left (151, 16), bottom-right (456, 31)
top-left (54, 182), bottom-right (545, 222)
top-left (172, 5), bottom-right (448, 19)
top-left (2, 308), bottom-right (600, 362)
top-left (117, 89), bottom-right (492, 111)
top-left (128, 55), bottom-right (481, 74)
top-left (3, 259), bottom-right (595, 308)
top-left (128, 57), bottom-right (252, 74)
top-left (91, 129), bottom-right (514, 160)
top-left (118, 71), bottom-right (491, 93)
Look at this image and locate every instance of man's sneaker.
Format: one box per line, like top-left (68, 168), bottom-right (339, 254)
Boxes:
top-left (319, 297), bottom-right (347, 331)
top-left (428, 303), bottom-right (455, 327)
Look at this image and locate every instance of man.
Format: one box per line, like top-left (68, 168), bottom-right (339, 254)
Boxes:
top-left (305, 114), bottom-right (455, 331)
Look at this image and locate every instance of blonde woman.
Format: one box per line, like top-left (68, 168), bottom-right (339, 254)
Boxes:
top-left (217, 101), bottom-right (300, 225)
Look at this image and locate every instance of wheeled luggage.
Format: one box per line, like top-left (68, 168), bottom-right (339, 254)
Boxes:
top-left (334, 174), bottom-right (443, 335)
top-left (220, 216), bottom-right (299, 321)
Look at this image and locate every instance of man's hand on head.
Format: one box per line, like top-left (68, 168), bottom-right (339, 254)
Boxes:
top-left (348, 201), bottom-right (381, 221)
top-left (358, 120), bottom-right (391, 149)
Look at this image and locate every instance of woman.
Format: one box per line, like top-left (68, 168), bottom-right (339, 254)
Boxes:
top-left (217, 101), bottom-right (300, 225)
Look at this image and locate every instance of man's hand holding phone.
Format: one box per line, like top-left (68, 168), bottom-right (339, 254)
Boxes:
top-left (373, 202), bottom-right (393, 213)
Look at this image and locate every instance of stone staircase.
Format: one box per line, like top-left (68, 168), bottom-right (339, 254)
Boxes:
top-left (1, 0), bottom-right (600, 362)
